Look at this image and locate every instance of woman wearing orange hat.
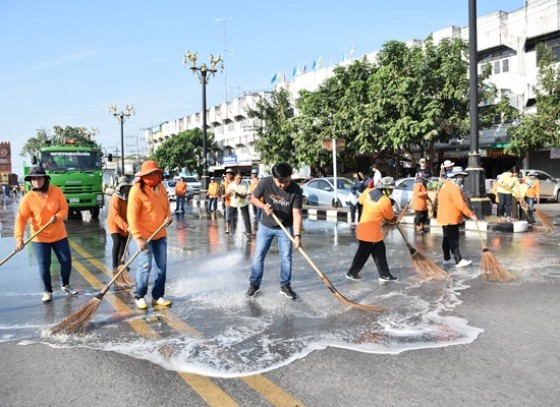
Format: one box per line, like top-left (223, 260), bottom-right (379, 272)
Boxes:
top-left (127, 160), bottom-right (173, 310)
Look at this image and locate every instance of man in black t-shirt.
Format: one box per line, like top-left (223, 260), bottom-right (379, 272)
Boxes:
top-left (247, 162), bottom-right (303, 300)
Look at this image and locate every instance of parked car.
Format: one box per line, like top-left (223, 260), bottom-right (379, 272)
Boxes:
top-left (178, 176), bottom-right (202, 196)
top-left (301, 177), bottom-right (355, 208)
top-left (163, 180), bottom-right (193, 201)
top-left (486, 169), bottom-right (560, 202)
top-left (389, 177), bottom-right (441, 213)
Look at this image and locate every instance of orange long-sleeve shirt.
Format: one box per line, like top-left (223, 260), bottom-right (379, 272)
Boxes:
top-left (356, 189), bottom-right (395, 242)
top-left (127, 182), bottom-right (171, 241)
top-left (107, 194), bottom-right (128, 236)
top-left (436, 180), bottom-right (473, 226)
top-left (175, 180), bottom-right (187, 197)
top-left (524, 177), bottom-right (540, 199)
top-left (412, 182), bottom-right (428, 212)
top-left (14, 185), bottom-right (68, 243)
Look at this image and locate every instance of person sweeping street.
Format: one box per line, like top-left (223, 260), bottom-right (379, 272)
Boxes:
top-left (13, 166), bottom-right (78, 303)
top-left (107, 176), bottom-right (133, 285)
top-left (128, 160), bottom-right (173, 310)
top-left (346, 176), bottom-right (398, 283)
top-left (437, 166), bottom-right (477, 268)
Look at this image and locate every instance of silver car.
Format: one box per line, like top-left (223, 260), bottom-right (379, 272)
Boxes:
top-left (301, 177), bottom-right (355, 208)
top-left (519, 169), bottom-right (560, 202)
top-left (390, 177), bottom-right (440, 213)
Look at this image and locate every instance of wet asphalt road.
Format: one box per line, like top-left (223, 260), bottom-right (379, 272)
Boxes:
top-left (0, 198), bottom-right (559, 407)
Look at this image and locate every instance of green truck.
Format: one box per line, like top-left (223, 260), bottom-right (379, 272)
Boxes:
top-left (28, 141), bottom-right (106, 219)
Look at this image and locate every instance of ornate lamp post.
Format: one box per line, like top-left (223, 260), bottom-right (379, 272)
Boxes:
top-left (109, 104), bottom-right (135, 175)
top-left (183, 50), bottom-right (223, 192)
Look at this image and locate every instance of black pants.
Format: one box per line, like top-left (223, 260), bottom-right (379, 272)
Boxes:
top-left (442, 224), bottom-right (462, 263)
top-left (497, 193), bottom-right (512, 217)
top-left (414, 210), bottom-right (428, 228)
top-left (111, 233), bottom-right (128, 269)
top-left (230, 206), bottom-right (252, 233)
top-left (347, 240), bottom-right (391, 278)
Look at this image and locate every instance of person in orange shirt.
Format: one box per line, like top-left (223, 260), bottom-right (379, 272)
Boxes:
top-left (523, 173), bottom-right (540, 222)
top-left (436, 166), bottom-right (478, 268)
top-left (222, 168), bottom-right (234, 234)
top-left (174, 177), bottom-right (188, 213)
top-left (107, 176), bottom-right (132, 275)
top-left (249, 169), bottom-right (262, 221)
top-left (346, 177), bottom-right (398, 283)
top-left (127, 160), bottom-right (172, 310)
top-left (412, 172), bottom-right (429, 234)
top-left (14, 166), bottom-right (78, 303)
top-left (206, 176), bottom-right (220, 214)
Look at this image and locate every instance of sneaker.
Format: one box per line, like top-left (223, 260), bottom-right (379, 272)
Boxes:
top-left (152, 297), bottom-right (172, 307)
top-left (379, 275), bottom-right (398, 283)
top-left (246, 284), bottom-right (260, 298)
top-left (61, 285), bottom-right (78, 295)
top-left (41, 292), bottom-right (53, 303)
top-left (135, 297), bottom-right (148, 310)
top-left (280, 284), bottom-right (297, 299)
top-left (345, 273), bottom-right (363, 281)
top-left (244, 231), bottom-right (253, 238)
top-left (456, 259), bottom-right (472, 268)
top-left (442, 258), bottom-right (455, 265)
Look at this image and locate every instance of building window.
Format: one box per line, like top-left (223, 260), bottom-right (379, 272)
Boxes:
top-left (502, 58), bottom-right (509, 73)
top-left (494, 60), bottom-right (501, 74)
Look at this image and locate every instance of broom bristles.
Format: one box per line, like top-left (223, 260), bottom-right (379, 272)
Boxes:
top-left (535, 209), bottom-right (556, 231)
top-left (50, 297), bottom-right (103, 335)
top-left (411, 251), bottom-right (449, 280)
top-left (114, 267), bottom-right (135, 288)
top-left (481, 251), bottom-right (516, 282)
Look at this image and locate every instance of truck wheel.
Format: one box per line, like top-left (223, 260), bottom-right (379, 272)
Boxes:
top-left (91, 207), bottom-right (100, 219)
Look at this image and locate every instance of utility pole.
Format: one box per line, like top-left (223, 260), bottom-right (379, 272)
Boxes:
top-left (214, 16), bottom-right (232, 104)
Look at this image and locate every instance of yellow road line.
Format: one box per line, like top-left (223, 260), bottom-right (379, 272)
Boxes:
top-left (69, 238), bottom-right (305, 407)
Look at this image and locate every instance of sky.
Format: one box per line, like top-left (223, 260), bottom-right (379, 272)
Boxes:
top-left (0, 0), bottom-right (525, 176)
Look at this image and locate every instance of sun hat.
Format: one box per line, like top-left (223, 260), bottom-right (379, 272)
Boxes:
top-left (115, 176), bottom-right (132, 191)
top-left (210, 176), bottom-right (215, 180)
top-left (251, 169), bottom-right (258, 174)
top-left (24, 166), bottom-right (51, 182)
top-left (134, 160), bottom-right (164, 177)
top-left (448, 166), bottom-right (469, 177)
top-left (442, 160), bottom-right (455, 169)
top-left (377, 176), bottom-right (395, 189)
top-left (225, 168), bottom-right (234, 174)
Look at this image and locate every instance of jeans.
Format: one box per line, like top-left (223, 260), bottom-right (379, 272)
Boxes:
top-left (32, 237), bottom-right (72, 292)
top-left (175, 195), bottom-right (186, 212)
top-left (250, 223), bottom-right (293, 287)
top-left (497, 193), bottom-right (512, 217)
top-left (525, 197), bottom-right (536, 222)
top-left (207, 197), bottom-right (218, 213)
top-left (134, 237), bottom-right (167, 300)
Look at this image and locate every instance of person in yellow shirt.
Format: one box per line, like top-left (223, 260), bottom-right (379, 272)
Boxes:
top-left (174, 177), bottom-right (188, 213)
top-left (107, 176), bottom-right (132, 276)
top-left (206, 176), bottom-right (220, 214)
top-left (14, 166), bottom-right (78, 303)
top-left (496, 166), bottom-right (520, 222)
top-left (437, 166), bottom-right (477, 268)
top-left (346, 177), bottom-right (398, 283)
top-left (127, 160), bottom-right (172, 310)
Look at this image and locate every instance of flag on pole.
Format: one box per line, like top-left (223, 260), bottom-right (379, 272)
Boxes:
top-left (317, 57), bottom-right (323, 69)
top-left (292, 66), bottom-right (297, 77)
top-left (271, 73), bottom-right (277, 84)
top-left (312, 60), bottom-right (317, 70)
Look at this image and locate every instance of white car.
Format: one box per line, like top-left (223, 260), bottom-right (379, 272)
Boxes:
top-left (179, 176), bottom-right (202, 196)
top-left (162, 180), bottom-right (177, 200)
top-left (301, 177), bottom-right (355, 208)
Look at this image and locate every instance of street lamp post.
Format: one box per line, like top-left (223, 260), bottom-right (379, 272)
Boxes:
top-left (109, 104), bottom-right (135, 176)
top-left (464, 0), bottom-right (492, 217)
top-left (183, 50), bottom-right (223, 192)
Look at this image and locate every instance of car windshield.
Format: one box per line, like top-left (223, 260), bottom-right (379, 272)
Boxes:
top-left (325, 178), bottom-right (353, 190)
top-left (184, 177), bottom-right (199, 183)
top-left (41, 151), bottom-right (100, 171)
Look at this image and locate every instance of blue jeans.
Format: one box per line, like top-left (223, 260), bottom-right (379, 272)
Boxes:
top-left (175, 195), bottom-right (186, 212)
top-left (207, 197), bottom-right (218, 213)
top-left (250, 223), bottom-right (293, 287)
top-left (134, 237), bottom-right (167, 300)
top-left (32, 237), bottom-right (72, 292)
top-left (525, 197), bottom-right (536, 222)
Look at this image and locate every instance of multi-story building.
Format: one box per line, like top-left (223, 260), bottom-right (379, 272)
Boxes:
top-left (145, 0), bottom-right (560, 178)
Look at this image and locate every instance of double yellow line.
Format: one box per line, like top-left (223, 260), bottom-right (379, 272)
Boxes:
top-left (68, 238), bottom-right (304, 407)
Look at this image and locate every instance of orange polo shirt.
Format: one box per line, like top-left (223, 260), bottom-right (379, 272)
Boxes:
top-left (436, 180), bottom-right (473, 226)
top-left (412, 182), bottom-right (428, 212)
top-left (356, 189), bottom-right (395, 243)
top-left (524, 178), bottom-right (540, 198)
top-left (127, 182), bottom-right (171, 241)
top-left (15, 185), bottom-right (68, 243)
top-left (107, 194), bottom-right (128, 236)
top-left (175, 180), bottom-right (187, 197)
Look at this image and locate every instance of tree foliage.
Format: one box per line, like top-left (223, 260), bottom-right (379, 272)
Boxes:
top-left (21, 126), bottom-right (99, 157)
top-left (151, 128), bottom-right (218, 175)
top-left (507, 44), bottom-right (560, 155)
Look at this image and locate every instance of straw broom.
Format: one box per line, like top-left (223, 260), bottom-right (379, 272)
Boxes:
top-left (51, 220), bottom-right (168, 335)
top-left (534, 207), bottom-right (555, 231)
top-left (474, 221), bottom-right (516, 282)
top-left (1, 223), bottom-right (51, 267)
top-left (270, 213), bottom-right (386, 312)
top-left (114, 234), bottom-right (135, 287)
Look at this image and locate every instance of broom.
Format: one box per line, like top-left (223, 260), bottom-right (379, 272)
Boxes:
top-left (0, 222), bottom-right (51, 267)
top-left (474, 221), bottom-right (516, 282)
top-left (51, 220), bottom-right (168, 335)
top-left (391, 203), bottom-right (448, 280)
top-left (114, 234), bottom-right (135, 287)
top-left (534, 206), bottom-right (555, 231)
top-left (270, 213), bottom-right (386, 312)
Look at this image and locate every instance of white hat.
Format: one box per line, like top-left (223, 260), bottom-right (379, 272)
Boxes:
top-left (442, 160), bottom-right (455, 168)
top-left (448, 166), bottom-right (468, 177)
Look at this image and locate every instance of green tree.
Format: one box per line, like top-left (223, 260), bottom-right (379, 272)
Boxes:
top-left (152, 128), bottom-right (218, 175)
top-left (247, 88), bottom-right (300, 168)
top-left (20, 126), bottom-right (99, 157)
top-left (507, 44), bottom-right (560, 155)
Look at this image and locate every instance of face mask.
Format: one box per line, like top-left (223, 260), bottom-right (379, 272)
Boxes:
top-left (143, 173), bottom-right (162, 187)
top-left (31, 178), bottom-right (49, 192)
top-left (451, 177), bottom-right (463, 187)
